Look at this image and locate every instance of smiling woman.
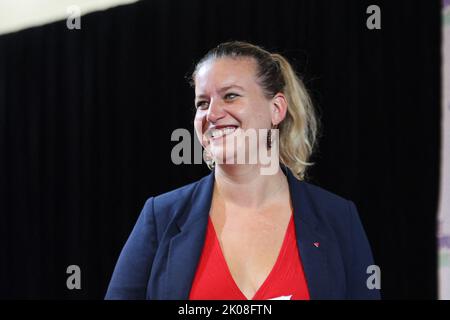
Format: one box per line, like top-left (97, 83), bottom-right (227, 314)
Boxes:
top-left (105, 41), bottom-right (381, 300)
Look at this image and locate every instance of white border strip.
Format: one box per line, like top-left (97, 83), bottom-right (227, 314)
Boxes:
top-left (0, 0), bottom-right (139, 35)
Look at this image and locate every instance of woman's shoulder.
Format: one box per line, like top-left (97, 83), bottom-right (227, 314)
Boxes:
top-left (152, 174), bottom-right (210, 205)
top-left (300, 180), bottom-right (353, 207)
top-left (141, 173), bottom-right (212, 224)
top-left (297, 180), bottom-right (360, 226)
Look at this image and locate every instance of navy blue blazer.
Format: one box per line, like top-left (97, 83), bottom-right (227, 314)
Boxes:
top-left (105, 166), bottom-right (381, 300)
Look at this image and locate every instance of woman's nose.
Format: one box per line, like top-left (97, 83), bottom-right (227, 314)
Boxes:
top-left (206, 99), bottom-right (225, 123)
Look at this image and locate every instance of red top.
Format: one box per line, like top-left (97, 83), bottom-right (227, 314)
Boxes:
top-left (189, 213), bottom-right (310, 300)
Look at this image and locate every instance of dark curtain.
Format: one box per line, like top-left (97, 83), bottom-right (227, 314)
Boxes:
top-left (0, 0), bottom-right (441, 299)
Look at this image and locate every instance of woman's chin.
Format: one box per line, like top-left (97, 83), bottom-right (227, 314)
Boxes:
top-left (211, 155), bottom-right (233, 165)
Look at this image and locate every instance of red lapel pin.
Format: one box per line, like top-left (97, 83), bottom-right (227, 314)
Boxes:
top-left (313, 242), bottom-right (320, 248)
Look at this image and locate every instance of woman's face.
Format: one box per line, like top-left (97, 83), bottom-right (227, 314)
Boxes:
top-left (193, 57), bottom-right (285, 165)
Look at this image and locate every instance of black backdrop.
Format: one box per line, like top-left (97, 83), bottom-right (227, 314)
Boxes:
top-left (0, 0), bottom-right (441, 299)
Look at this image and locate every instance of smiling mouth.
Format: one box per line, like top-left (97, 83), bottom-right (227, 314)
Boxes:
top-left (206, 126), bottom-right (239, 140)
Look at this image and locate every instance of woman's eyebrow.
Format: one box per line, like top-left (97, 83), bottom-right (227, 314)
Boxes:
top-left (218, 84), bottom-right (245, 93)
top-left (195, 94), bottom-right (208, 101)
top-left (195, 85), bottom-right (245, 100)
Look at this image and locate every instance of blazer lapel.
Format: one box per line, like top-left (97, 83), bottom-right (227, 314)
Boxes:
top-left (164, 171), bottom-right (215, 299)
top-left (284, 166), bottom-right (331, 299)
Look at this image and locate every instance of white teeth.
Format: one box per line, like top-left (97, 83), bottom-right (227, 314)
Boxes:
top-left (210, 126), bottom-right (237, 139)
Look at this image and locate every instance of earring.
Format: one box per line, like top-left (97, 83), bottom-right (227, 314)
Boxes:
top-left (203, 148), bottom-right (215, 170)
top-left (267, 124), bottom-right (278, 149)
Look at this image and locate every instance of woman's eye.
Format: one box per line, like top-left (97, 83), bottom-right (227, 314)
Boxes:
top-left (224, 93), bottom-right (239, 100)
top-left (196, 101), bottom-right (209, 110)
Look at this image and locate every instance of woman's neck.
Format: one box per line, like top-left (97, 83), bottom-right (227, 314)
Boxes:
top-left (213, 163), bottom-right (288, 210)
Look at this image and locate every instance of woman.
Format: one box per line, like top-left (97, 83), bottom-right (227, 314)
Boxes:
top-left (105, 41), bottom-right (380, 300)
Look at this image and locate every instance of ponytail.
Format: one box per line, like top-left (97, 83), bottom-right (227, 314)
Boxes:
top-left (271, 53), bottom-right (318, 180)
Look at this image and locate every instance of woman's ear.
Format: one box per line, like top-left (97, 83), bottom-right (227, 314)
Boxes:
top-left (271, 93), bottom-right (288, 126)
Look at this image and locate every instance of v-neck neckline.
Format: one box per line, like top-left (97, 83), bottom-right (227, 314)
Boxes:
top-left (208, 212), bottom-right (294, 300)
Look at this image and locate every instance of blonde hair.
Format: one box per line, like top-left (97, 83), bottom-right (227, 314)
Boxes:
top-left (191, 41), bottom-right (319, 180)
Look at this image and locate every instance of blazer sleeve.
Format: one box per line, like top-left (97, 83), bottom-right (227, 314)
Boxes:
top-left (105, 197), bottom-right (158, 299)
top-left (346, 200), bottom-right (381, 299)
